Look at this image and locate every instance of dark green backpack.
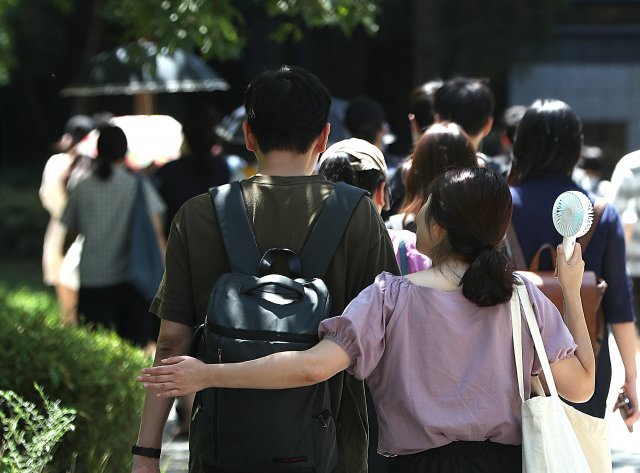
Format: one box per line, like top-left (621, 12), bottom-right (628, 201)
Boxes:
top-left (191, 181), bottom-right (366, 472)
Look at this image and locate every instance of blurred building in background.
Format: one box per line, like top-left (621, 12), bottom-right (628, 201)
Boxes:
top-left (510, 0), bottom-right (640, 175)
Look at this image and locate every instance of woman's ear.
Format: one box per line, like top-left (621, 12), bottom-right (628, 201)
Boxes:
top-left (430, 220), bottom-right (447, 239)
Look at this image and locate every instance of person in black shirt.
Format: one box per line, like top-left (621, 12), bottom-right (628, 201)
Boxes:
top-left (155, 105), bottom-right (231, 237)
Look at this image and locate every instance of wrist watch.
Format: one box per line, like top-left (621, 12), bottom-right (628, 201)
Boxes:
top-left (131, 444), bottom-right (161, 458)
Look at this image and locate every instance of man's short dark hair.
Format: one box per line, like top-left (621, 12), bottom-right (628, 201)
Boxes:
top-left (433, 77), bottom-right (495, 137)
top-left (244, 65), bottom-right (331, 154)
top-left (344, 96), bottom-right (385, 144)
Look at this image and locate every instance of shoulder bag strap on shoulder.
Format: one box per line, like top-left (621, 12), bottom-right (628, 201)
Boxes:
top-left (577, 197), bottom-right (607, 251)
top-left (506, 222), bottom-right (528, 270)
top-left (209, 182), bottom-right (262, 274)
top-left (514, 281), bottom-right (559, 397)
top-left (132, 172), bottom-right (143, 196)
top-left (130, 173), bottom-right (146, 218)
top-left (299, 182), bottom-right (367, 278)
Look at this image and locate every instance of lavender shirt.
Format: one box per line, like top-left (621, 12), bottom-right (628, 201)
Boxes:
top-left (318, 272), bottom-right (577, 456)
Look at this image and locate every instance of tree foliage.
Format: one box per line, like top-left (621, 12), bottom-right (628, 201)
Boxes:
top-left (0, 0), bottom-right (16, 84)
top-left (0, 0), bottom-right (381, 85)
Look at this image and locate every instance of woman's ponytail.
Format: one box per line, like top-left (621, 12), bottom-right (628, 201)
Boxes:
top-left (427, 168), bottom-right (516, 307)
top-left (95, 125), bottom-right (128, 181)
top-left (95, 155), bottom-right (113, 180)
top-left (461, 245), bottom-right (515, 307)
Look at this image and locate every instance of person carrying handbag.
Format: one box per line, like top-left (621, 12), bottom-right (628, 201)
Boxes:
top-left (61, 125), bottom-right (166, 348)
top-left (140, 167), bottom-right (595, 472)
top-left (509, 99), bottom-right (639, 427)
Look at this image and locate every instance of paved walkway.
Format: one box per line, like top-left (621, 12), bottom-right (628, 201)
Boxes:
top-left (161, 410), bottom-right (189, 473)
top-left (160, 334), bottom-right (640, 473)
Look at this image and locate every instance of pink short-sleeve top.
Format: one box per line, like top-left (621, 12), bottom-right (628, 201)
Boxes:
top-left (318, 272), bottom-right (577, 456)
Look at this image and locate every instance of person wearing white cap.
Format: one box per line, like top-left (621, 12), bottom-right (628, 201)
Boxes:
top-left (39, 115), bottom-right (95, 325)
top-left (318, 137), bottom-right (430, 473)
top-left (319, 138), bottom-right (430, 275)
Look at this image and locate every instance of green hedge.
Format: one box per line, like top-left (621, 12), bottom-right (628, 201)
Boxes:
top-left (0, 183), bottom-right (48, 259)
top-left (0, 285), bottom-right (150, 472)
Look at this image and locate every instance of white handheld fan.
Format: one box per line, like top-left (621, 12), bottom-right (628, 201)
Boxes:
top-left (552, 191), bottom-right (594, 260)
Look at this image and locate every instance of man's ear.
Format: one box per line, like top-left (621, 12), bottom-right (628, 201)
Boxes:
top-left (243, 121), bottom-right (257, 152)
top-left (481, 116), bottom-right (494, 138)
top-left (372, 181), bottom-right (386, 208)
top-left (313, 123), bottom-right (331, 154)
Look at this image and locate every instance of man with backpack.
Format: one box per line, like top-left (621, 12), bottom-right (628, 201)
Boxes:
top-left (132, 65), bottom-right (399, 473)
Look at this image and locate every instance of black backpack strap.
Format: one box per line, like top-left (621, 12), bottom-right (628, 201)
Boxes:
top-left (209, 182), bottom-right (262, 274)
top-left (299, 182), bottom-right (367, 278)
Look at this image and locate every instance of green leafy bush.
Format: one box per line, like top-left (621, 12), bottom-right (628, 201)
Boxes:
top-left (0, 183), bottom-right (48, 259)
top-left (0, 384), bottom-right (77, 472)
top-left (0, 285), bottom-right (150, 472)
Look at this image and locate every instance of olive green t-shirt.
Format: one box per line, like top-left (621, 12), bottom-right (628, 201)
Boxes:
top-left (151, 174), bottom-right (399, 473)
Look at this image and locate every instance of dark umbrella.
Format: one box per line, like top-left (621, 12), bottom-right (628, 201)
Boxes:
top-left (61, 41), bottom-right (229, 97)
top-left (215, 97), bottom-right (349, 147)
top-left (61, 41), bottom-right (229, 114)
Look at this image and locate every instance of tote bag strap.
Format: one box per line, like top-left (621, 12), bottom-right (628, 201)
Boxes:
top-left (512, 277), bottom-right (559, 398)
top-left (510, 286), bottom-right (525, 402)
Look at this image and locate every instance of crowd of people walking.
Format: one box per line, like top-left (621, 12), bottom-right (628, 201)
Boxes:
top-left (41, 65), bottom-right (640, 472)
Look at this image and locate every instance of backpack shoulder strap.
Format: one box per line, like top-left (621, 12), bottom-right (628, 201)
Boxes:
top-left (577, 197), bottom-right (607, 251)
top-left (299, 182), bottom-right (367, 278)
top-left (209, 182), bottom-right (262, 274)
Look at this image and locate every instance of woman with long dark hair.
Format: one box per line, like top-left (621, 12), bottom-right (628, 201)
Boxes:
top-left (140, 167), bottom-right (595, 472)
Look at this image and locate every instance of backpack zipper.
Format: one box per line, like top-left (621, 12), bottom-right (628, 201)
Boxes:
top-left (316, 410), bottom-right (331, 428)
top-left (211, 324), bottom-right (318, 344)
top-left (213, 346), bottom-right (222, 463)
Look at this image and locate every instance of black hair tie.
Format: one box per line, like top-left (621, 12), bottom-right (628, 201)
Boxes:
top-left (479, 244), bottom-right (495, 255)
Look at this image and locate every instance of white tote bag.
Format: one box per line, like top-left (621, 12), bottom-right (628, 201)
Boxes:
top-left (511, 280), bottom-right (611, 473)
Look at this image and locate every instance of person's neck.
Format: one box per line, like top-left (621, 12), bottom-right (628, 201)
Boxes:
top-left (406, 258), bottom-right (469, 291)
top-left (469, 134), bottom-right (483, 152)
top-left (255, 149), bottom-right (317, 176)
top-left (434, 259), bottom-right (469, 287)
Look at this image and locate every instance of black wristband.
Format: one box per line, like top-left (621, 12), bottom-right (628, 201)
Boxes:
top-left (131, 444), bottom-right (161, 458)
